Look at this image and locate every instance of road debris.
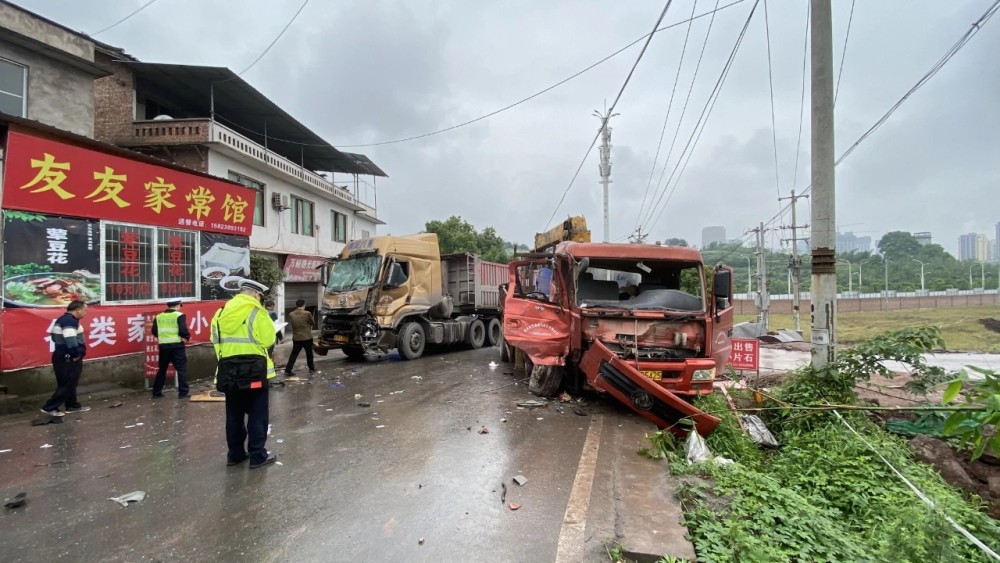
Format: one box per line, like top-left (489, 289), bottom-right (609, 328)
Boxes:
top-left (34, 461), bottom-right (65, 467)
top-left (517, 400), bottom-right (548, 409)
top-left (276, 439), bottom-right (284, 444)
top-left (358, 402), bottom-right (371, 408)
top-left (411, 376), bottom-right (423, 380)
top-left (376, 425), bottom-right (386, 429)
top-left (267, 424), bottom-right (272, 436)
top-left (573, 407), bottom-right (589, 417)
top-left (157, 439), bottom-right (169, 443)
top-left (418, 538), bottom-right (425, 545)
top-left (513, 475), bottom-right (527, 486)
top-left (558, 392), bottom-right (573, 402)
top-left (107, 491), bottom-right (146, 507)
top-left (478, 426), bottom-right (489, 434)
top-left (0, 449), bottom-right (11, 454)
top-left (40, 444), bottom-right (53, 449)
top-left (355, 394), bottom-right (363, 400)
top-left (276, 461), bottom-right (284, 466)
top-left (119, 445), bottom-right (132, 449)
top-left (508, 502), bottom-right (521, 511)
top-left (501, 483), bottom-right (507, 504)
top-left (108, 402), bottom-right (123, 408)
top-left (741, 415), bottom-right (780, 448)
top-left (488, 361), bottom-right (498, 370)
top-left (536, 417), bottom-right (544, 421)
top-left (500, 418), bottom-right (507, 423)
top-left (4, 492), bottom-right (26, 509)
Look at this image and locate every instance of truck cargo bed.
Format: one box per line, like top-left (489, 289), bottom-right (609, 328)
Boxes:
top-left (441, 253), bottom-right (505, 313)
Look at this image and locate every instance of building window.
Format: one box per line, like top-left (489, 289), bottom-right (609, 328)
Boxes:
top-left (291, 196), bottom-right (314, 236)
top-left (361, 229), bottom-right (370, 239)
top-left (227, 171), bottom-right (265, 226)
top-left (0, 58), bottom-right (27, 117)
top-left (332, 211), bottom-right (347, 243)
top-left (103, 222), bottom-right (199, 304)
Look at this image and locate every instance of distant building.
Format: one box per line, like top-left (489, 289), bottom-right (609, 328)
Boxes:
top-left (959, 233), bottom-right (978, 261)
top-left (836, 232), bottom-right (871, 253)
top-left (701, 226), bottom-right (726, 249)
top-left (914, 232), bottom-right (932, 245)
top-left (977, 234), bottom-right (990, 262)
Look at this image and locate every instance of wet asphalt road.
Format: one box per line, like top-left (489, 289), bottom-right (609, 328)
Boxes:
top-left (0, 346), bottom-right (630, 562)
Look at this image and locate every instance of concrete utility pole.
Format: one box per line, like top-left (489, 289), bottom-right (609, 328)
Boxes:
top-left (594, 106), bottom-right (619, 243)
top-left (912, 258), bottom-right (925, 293)
top-left (780, 189), bottom-right (810, 332)
top-left (809, 0), bottom-right (837, 369)
top-left (747, 222), bottom-right (770, 330)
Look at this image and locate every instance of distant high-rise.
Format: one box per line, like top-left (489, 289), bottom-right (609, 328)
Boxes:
top-left (977, 234), bottom-right (990, 262)
top-left (959, 233), bottom-right (978, 261)
top-left (836, 232), bottom-right (871, 253)
top-left (914, 232), bottom-right (932, 245)
top-left (701, 226), bottom-right (726, 249)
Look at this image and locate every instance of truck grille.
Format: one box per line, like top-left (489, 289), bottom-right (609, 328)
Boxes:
top-left (604, 341), bottom-right (695, 361)
top-left (598, 360), bottom-right (685, 426)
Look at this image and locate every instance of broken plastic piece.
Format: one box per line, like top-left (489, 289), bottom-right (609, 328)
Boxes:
top-left (488, 361), bottom-right (498, 369)
top-left (107, 491), bottom-right (146, 507)
top-left (513, 475), bottom-right (527, 486)
top-left (108, 402), bottom-right (123, 408)
top-left (558, 392), bottom-right (573, 402)
top-left (358, 402), bottom-right (371, 408)
top-left (4, 492), bottom-right (26, 509)
top-left (741, 415), bottom-right (780, 448)
top-left (517, 400), bottom-right (548, 409)
top-left (478, 426), bottom-right (489, 435)
top-left (355, 394), bottom-right (363, 400)
top-left (40, 444), bottom-right (53, 449)
top-left (508, 502), bottom-right (521, 511)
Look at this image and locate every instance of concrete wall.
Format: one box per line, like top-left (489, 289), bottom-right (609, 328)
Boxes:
top-left (735, 293), bottom-right (1000, 316)
top-left (0, 345), bottom-right (218, 399)
top-left (0, 2), bottom-right (94, 61)
top-left (0, 40), bottom-right (94, 136)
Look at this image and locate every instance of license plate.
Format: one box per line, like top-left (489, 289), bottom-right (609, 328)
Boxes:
top-left (333, 335), bottom-right (349, 344)
top-left (641, 370), bottom-right (662, 381)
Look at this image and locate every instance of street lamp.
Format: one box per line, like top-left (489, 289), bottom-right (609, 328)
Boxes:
top-left (971, 262), bottom-right (986, 289)
top-left (837, 259), bottom-right (853, 293)
top-left (911, 258), bottom-right (926, 292)
top-left (858, 259), bottom-right (873, 293)
top-left (883, 256), bottom-right (890, 295)
top-left (737, 255), bottom-right (752, 294)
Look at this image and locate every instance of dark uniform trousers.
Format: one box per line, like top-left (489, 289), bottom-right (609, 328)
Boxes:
top-left (42, 354), bottom-right (83, 412)
top-left (225, 386), bottom-right (269, 465)
top-left (153, 347), bottom-right (189, 396)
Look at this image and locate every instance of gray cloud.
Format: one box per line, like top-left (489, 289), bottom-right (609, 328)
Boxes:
top-left (19, 0), bottom-right (1000, 255)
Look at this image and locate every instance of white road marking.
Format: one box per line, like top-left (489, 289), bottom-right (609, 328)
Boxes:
top-left (555, 414), bottom-right (604, 563)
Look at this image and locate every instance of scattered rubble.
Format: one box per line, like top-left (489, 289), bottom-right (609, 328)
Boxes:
top-left (513, 475), bottom-right (527, 486)
top-left (107, 491), bottom-right (146, 507)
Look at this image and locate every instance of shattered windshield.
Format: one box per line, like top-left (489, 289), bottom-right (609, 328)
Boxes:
top-left (326, 254), bottom-right (381, 291)
top-left (578, 261), bottom-right (704, 312)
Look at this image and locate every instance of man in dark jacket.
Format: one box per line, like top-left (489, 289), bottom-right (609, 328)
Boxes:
top-left (41, 300), bottom-right (90, 417)
top-left (284, 299), bottom-right (316, 375)
top-left (152, 299), bottom-right (191, 399)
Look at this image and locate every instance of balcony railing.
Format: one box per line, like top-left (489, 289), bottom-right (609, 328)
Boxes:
top-left (122, 118), bottom-right (379, 219)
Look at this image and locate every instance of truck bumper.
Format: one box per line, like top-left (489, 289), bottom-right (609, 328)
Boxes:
top-left (579, 339), bottom-right (720, 436)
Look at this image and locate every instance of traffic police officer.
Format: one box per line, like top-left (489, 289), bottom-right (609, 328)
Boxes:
top-left (212, 279), bottom-right (278, 469)
top-left (152, 299), bottom-right (191, 399)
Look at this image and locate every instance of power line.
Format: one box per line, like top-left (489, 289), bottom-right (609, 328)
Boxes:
top-left (636, 0), bottom-right (724, 232)
top-left (90, 0), bottom-right (162, 36)
top-left (763, 0), bottom-right (781, 204)
top-left (640, 0), bottom-right (760, 235)
top-left (636, 0), bottom-right (701, 228)
top-left (544, 0), bottom-right (677, 230)
top-left (791, 3), bottom-right (810, 189)
top-left (834, 0), bottom-right (857, 106)
top-left (729, 0), bottom-right (1000, 259)
top-left (336, 0), bottom-right (746, 148)
top-left (237, 0), bottom-right (312, 76)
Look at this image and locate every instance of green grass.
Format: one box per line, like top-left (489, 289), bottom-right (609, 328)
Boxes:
top-left (736, 306), bottom-right (1000, 353)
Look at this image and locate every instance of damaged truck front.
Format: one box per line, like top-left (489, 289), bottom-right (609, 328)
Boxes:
top-left (502, 242), bottom-right (734, 436)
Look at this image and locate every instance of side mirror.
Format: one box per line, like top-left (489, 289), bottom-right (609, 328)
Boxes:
top-left (384, 262), bottom-right (407, 289)
top-left (578, 257), bottom-right (590, 273)
top-left (713, 268), bottom-right (732, 301)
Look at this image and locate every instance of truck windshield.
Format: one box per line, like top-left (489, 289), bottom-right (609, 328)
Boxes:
top-left (579, 261), bottom-right (704, 312)
top-left (327, 254), bottom-right (382, 291)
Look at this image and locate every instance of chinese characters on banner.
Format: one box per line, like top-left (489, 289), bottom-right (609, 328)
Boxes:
top-left (2, 212), bottom-right (101, 307)
top-left (0, 301), bottom-right (223, 371)
top-left (283, 255), bottom-right (327, 283)
top-left (157, 229), bottom-right (197, 300)
top-left (1, 130), bottom-right (255, 236)
top-left (104, 224), bottom-right (153, 301)
top-left (728, 339), bottom-right (760, 371)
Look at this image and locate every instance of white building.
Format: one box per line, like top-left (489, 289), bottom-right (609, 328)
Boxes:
top-left (93, 52), bottom-right (386, 323)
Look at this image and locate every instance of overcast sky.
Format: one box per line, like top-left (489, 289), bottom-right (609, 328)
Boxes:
top-left (21, 0), bottom-right (1000, 256)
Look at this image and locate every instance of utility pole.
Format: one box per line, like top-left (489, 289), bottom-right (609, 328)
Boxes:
top-left (810, 0), bottom-right (837, 369)
top-left (594, 105), bottom-right (619, 243)
top-left (747, 222), bottom-right (770, 330)
top-left (780, 190), bottom-right (810, 332)
top-left (628, 226), bottom-right (648, 244)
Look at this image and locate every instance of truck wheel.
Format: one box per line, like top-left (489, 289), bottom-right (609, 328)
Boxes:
top-left (529, 365), bottom-right (563, 397)
top-left (398, 322), bottom-right (426, 360)
top-left (465, 319), bottom-right (486, 349)
top-left (343, 346), bottom-right (366, 361)
top-left (500, 340), bottom-right (511, 362)
top-left (485, 318), bottom-right (502, 347)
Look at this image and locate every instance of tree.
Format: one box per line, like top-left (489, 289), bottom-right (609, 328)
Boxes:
top-left (424, 216), bottom-right (511, 263)
top-left (664, 238), bottom-right (689, 247)
top-left (876, 231), bottom-right (921, 260)
top-left (250, 252), bottom-right (284, 301)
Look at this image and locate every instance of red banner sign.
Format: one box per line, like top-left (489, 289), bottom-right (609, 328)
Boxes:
top-left (283, 255), bottom-right (326, 283)
top-left (2, 131), bottom-right (255, 236)
top-left (0, 301), bottom-right (225, 372)
top-left (728, 338), bottom-right (760, 371)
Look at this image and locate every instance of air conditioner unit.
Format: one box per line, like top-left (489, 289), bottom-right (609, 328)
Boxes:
top-left (271, 192), bottom-right (290, 211)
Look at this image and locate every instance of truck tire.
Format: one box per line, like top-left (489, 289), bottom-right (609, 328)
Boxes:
top-left (485, 318), bottom-right (502, 347)
top-left (343, 346), bottom-right (366, 361)
top-left (397, 322), bottom-right (426, 361)
top-left (500, 340), bottom-right (511, 362)
top-left (529, 365), bottom-right (563, 397)
top-left (465, 319), bottom-right (486, 349)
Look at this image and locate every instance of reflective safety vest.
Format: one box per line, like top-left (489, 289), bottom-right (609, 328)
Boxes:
top-left (211, 293), bottom-right (277, 380)
top-left (155, 310), bottom-right (183, 345)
